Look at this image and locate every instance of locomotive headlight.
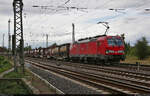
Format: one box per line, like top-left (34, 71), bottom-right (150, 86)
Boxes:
top-left (106, 50), bottom-right (114, 54)
top-left (118, 50), bottom-right (124, 53)
top-left (106, 50), bottom-right (109, 54)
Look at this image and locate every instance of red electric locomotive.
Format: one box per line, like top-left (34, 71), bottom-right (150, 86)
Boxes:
top-left (69, 35), bottom-right (125, 63)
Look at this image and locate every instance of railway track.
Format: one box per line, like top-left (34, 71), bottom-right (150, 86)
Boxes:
top-left (26, 57), bottom-right (150, 81)
top-left (25, 58), bottom-right (150, 94)
top-left (26, 57), bottom-right (150, 72)
top-left (109, 62), bottom-right (150, 72)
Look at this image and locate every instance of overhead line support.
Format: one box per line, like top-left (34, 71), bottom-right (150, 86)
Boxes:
top-left (13, 0), bottom-right (24, 73)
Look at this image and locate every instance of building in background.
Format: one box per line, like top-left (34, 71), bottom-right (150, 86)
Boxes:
top-left (0, 47), bottom-right (7, 52)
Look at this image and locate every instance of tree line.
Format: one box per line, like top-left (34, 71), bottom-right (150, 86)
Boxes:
top-left (125, 37), bottom-right (150, 60)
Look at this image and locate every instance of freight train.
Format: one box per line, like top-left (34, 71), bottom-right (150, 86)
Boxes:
top-left (25, 35), bottom-right (125, 64)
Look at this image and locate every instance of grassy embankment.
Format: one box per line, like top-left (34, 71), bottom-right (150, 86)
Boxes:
top-left (4, 67), bottom-right (31, 78)
top-left (3, 65), bottom-right (56, 94)
top-left (0, 56), bottom-right (32, 94)
top-left (0, 80), bottom-right (31, 94)
top-left (0, 56), bottom-right (13, 73)
top-left (1, 67), bottom-right (32, 94)
top-left (121, 56), bottom-right (150, 65)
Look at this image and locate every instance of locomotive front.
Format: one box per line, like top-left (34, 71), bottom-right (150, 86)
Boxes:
top-left (104, 36), bottom-right (125, 62)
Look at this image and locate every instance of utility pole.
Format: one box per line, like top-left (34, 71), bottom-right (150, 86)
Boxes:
top-left (13, 0), bottom-right (24, 73)
top-left (46, 34), bottom-right (48, 47)
top-left (8, 19), bottom-right (11, 59)
top-left (72, 23), bottom-right (75, 43)
top-left (12, 35), bottom-right (17, 71)
top-left (3, 34), bottom-right (5, 48)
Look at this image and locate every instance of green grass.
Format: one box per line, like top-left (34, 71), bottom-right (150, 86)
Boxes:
top-left (121, 55), bottom-right (150, 65)
top-left (0, 56), bottom-right (32, 94)
top-left (2, 67), bottom-right (33, 94)
top-left (3, 67), bottom-right (32, 78)
top-left (0, 56), bottom-right (13, 73)
top-left (0, 80), bottom-right (31, 94)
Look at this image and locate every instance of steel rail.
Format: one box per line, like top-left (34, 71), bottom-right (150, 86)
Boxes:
top-left (25, 60), bottom-right (127, 94)
top-left (26, 57), bottom-right (150, 81)
top-left (25, 59), bottom-right (150, 94)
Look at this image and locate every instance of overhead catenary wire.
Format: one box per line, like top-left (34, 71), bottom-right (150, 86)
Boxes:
top-left (23, 0), bottom-right (150, 48)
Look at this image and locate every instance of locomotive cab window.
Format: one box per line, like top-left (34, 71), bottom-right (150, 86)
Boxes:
top-left (107, 38), bottom-right (123, 46)
top-left (115, 38), bottom-right (123, 46)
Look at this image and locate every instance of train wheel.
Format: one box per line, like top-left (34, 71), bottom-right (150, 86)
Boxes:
top-left (94, 60), bottom-right (97, 64)
top-left (83, 57), bottom-right (88, 64)
top-left (96, 60), bottom-right (101, 66)
top-left (71, 58), bottom-right (75, 62)
top-left (86, 58), bottom-right (91, 63)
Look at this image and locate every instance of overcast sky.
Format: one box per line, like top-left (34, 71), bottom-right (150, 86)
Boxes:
top-left (0, 0), bottom-right (150, 48)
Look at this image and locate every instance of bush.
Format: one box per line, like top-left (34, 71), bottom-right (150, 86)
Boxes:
top-left (128, 47), bottom-right (136, 56)
top-left (0, 56), bottom-right (4, 62)
top-left (135, 37), bottom-right (149, 60)
top-left (125, 42), bottom-right (131, 55)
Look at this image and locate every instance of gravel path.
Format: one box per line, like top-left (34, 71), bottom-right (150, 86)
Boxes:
top-left (25, 63), bottom-right (102, 94)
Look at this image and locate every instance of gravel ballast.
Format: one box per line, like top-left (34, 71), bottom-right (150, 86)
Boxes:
top-left (25, 63), bottom-right (101, 94)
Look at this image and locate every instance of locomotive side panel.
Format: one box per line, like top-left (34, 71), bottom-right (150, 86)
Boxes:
top-left (97, 40), bottom-right (106, 55)
top-left (79, 43), bottom-right (88, 56)
top-left (87, 41), bottom-right (97, 55)
top-left (70, 43), bottom-right (78, 57)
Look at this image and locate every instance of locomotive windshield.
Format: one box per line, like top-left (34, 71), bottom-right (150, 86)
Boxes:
top-left (107, 38), bottom-right (123, 46)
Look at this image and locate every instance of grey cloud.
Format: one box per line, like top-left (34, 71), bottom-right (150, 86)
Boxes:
top-left (1, 0), bottom-right (150, 16)
top-left (1, 0), bottom-right (150, 48)
top-left (65, 0), bottom-right (150, 9)
top-left (0, 1), bottom-right (13, 16)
